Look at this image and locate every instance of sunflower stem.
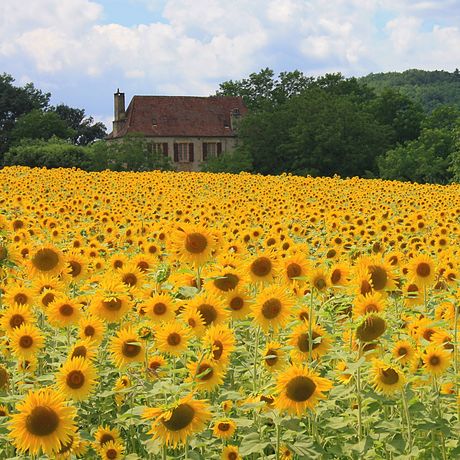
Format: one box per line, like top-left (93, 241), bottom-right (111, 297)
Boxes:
top-left (252, 326), bottom-right (260, 393)
top-left (196, 265), bottom-right (202, 292)
top-left (162, 443), bottom-right (167, 460)
top-left (356, 342), bottom-right (363, 443)
top-left (401, 386), bottom-right (413, 455)
top-left (276, 420), bottom-right (281, 460)
top-left (185, 438), bottom-right (190, 459)
top-left (308, 291), bottom-right (315, 363)
top-left (434, 377), bottom-right (447, 460)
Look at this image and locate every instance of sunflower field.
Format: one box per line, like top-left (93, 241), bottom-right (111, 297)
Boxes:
top-left (1, 166), bottom-right (460, 459)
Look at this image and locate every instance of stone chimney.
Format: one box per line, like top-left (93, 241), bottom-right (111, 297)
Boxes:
top-left (112, 89), bottom-right (126, 137)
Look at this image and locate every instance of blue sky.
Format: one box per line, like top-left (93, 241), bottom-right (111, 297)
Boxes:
top-left (1, 0), bottom-right (459, 131)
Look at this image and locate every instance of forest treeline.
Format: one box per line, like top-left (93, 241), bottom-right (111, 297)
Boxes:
top-left (1, 69), bottom-right (460, 183)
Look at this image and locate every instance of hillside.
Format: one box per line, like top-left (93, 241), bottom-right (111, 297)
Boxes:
top-left (360, 69), bottom-right (460, 112)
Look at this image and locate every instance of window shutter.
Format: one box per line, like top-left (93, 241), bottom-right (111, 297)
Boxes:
top-left (202, 142), bottom-right (208, 161)
top-left (173, 143), bottom-right (178, 162)
top-left (217, 142), bottom-right (222, 156)
top-left (189, 143), bottom-right (194, 162)
top-left (162, 143), bottom-right (168, 156)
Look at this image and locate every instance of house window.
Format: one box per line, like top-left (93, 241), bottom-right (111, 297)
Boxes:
top-left (148, 143), bottom-right (168, 156)
top-left (202, 142), bottom-right (222, 161)
top-left (173, 143), bottom-right (195, 163)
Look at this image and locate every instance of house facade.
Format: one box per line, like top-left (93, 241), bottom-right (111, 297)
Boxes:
top-left (107, 91), bottom-right (248, 171)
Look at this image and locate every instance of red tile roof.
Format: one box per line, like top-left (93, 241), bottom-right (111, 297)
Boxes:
top-left (110, 95), bottom-right (247, 138)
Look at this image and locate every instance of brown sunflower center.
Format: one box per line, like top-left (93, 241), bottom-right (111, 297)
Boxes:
top-left (58, 436), bottom-right (74, 454)
top-left (250, 257), bottom-right (272, 278)
top-left (0, 245), bottom-right (7, 261)
top-left (213, 273), bottom-right (239, 292)
top-left (0, 367), bottom-right (8, 387)
top-left (103, 298), bottom-right (122, 311)
top-left (32, 248), bottom-right (59, 272)
top-left (122, 340), bottom-right (141, 358)
top-left (286, 263), bottom-right (302, 279)
top-left (100, 434), bottom-right (115, 445)
top-left (356, 315), bottom-right (386, 342)
top-left (122, 273), bottom-right (137, 287)
top-left (369, 265), bottom-right (387, 290)
top-left (26, 406), bottom-right (60, 436)
top-left (423, 329), bottom-right (435, 341)
top-left (380, 368), bottom-right (399, 385)
top-left (313, 277), bottom-right (327, 290)
top-left (185, 233), bottom-right (208, 254)
top-left (42, 292), bottom-right (56, 307)
top-left (72, 346), bottom-right (87, 358)
top-left (197, 304), bottom-right (217, 326)
top-left (9, 314), bottom-right (25, 329)
top-left (149, 361), bottom-right (161, 371)
top-left (398, 347), bottom-right (408, 356)
top-left (197, 363), bottom-right (214, 381)
top-left (153, 302), bottom-right (167, 315)
top-left (429, 355), bottom-right (440, 366)
top-left (162, 403), bottom-right (195, 431)
top-left (68, 261), bottom-right (81, 278)
top-left (285, 376), bottom-right (317, 402)
top-left (14, 293), bottom-right (28, 305)
top-left (66, 370), bottom-right (85, 389)
top-left (19, 335), bottom-right (33, 348)
top-left (261, 298), bottom-right (282, 319)
top-left (218, 422), bottom-right (231, 431)
top-left (106, 448), bottom-right (118, 459)
top-left (330, 269), bottom-right (342, 284)
top-left (228, 453), bottom-right (238, 460)
top-left (364, 304), bottom-right (379, 314)
top-left (416, 262), bottom-right (431, 278)
top-left (59, 304), bottom-right (74, 317)
top-left (212, 340), bottom-right (224, 360)
top-left (137, 261), bottom-right (149, 272)
top-left (265, 349), bottom-right (278, 366)
top-left (360, 280), bottom-right (373, 296)
top-left (167, 333), bottom-right (181, 346)
top-left (84, 325), bottom-right (96, 337)
top-left (229, 297), bottom-right (244, 311)
top-left (297, 331), bottom-right (321, 352)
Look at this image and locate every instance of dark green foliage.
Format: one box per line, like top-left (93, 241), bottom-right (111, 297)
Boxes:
top-left (200, 148), bottom-right (253, 173)
top-left (87, 134), bottom-right (174, 172)
top-left (361, 69), bottom-right (460, 112)
top-left (4, 137), bottom-right (92, 169)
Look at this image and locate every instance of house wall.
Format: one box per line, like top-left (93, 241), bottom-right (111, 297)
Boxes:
top-left (147, 136), bottom-right (239, 172)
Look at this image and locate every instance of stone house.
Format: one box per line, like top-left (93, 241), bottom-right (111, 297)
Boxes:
top-left (107, 91), bottom-right (248, 171)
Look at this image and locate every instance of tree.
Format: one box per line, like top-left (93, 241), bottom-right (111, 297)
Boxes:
top-left (10, 109), bottom-right (76, 144)
top-left (86, 134), bottom-right (174, 172)
top-left (0, 73), bottom-right (50, 155)
top-left (200, 149), bottom-right (253, 173)
top-left (4, 137), bottom-right (92, 169)
top-left (51, 104), bottom-right (107, 145)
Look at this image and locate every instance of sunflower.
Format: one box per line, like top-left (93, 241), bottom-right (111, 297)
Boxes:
top-left (144, 293), bottom-right (176, 323)
top-left (223, 288), bottom-right (252, 320)
top-left (289, 323), bottom-right (331, 362)
top-left (142, 394), bottom-right (211, 447)
top-left (353, 292), bottom-right (386, 318)
top-left (329, 263), bottom-right (350, 288)
top-left (371, 360), bottom-right (405, 395)
top-left (9, 323), bottom-right (45, 360)
top-left (47, 296), bottom-right (82, 328)
top-left (56, 357), bottom-right (98, 402)
top-left (64, 252), bottom-right (87, 282)
top-left (275, 364), bottom-right (332, 415)
top-left (17, 358), bottom-right (38, 374)
top-left (309, 267), bottom-right (330, 293)
top-left (246, 252), bottom-right (278, 283)
top-left (188, 358), bottom-right (225, 392)
top-left (212, 419), bottom-right (237, 439)
top-left (252, 284), bottom-right (293, 332)
top-left (188, 292), bottom-right (229, 328)
top-left (100, 440), bottom-right (125, 460)
top-left (202, 323), bottom-right (236, 367)
top-left (8, 388), bottom-right (76, 456)
top-left (109, 326), bottom-right (144, 368)
top-left (392, 340), bottom-right (416, 365)
top-left (155, 321), bottom-right (191, 356)
top-left (205, 265), bottom-right (245, 295)
top-left (93, 425), bottom-right (122, 451)
top-left (54, 431), bottom-right (84, 459)
top-left (179, 306), bottom-right (206, 337)
top-left (431, 330), bottom-right (454, 351)
top-left (78, 315), bottom-right (106, 345)
top-left (422, 345), bottom-right (452, 376)
top-left (282, 254), bottom-right (310, 284)
top-left (90, 288), bottom-right (132, 324)
top-left (117, 262), bottom-right (146, 292)
top-left (169, 224), bottom-right (217, 265)
top-left (3, 283), bottom-right (34, 307)
top-left (336, 361), bottom-right (353, 384)
top-left (355, 314), bottom-right (386, 343)
top-left (221, 445), bottom-right (241, 460)
top-left (407, 254), bottom-right (436, 288)
top-left (69, 338), bottom-right (97, 361)
top-left (0, 303), bottom-right (34, 334)
top-left (262, 341), bottom-right (286, 372)
top-left (29, 245), bottom-right (65, 276)
top-left (146, 355), bottom-right (167, 380)
top-left (402, 281), bottom-right (423, 307)
top-left (0, 404), bottom-right (9, 417)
